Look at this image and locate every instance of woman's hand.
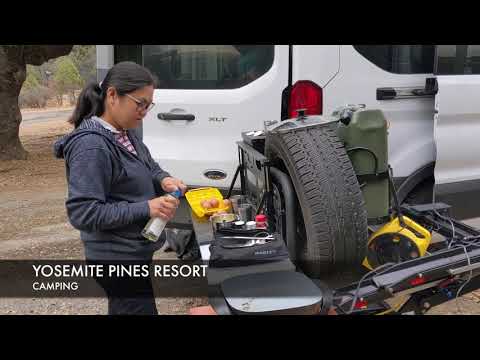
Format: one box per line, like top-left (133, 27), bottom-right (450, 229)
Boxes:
top-left (161, 177), bottom-right (187, 195)
top-left (148, 195), bottom-right (180, 221)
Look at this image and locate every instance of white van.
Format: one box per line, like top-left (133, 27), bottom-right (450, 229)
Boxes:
top-left (96, 45), bottom-right (480, 221)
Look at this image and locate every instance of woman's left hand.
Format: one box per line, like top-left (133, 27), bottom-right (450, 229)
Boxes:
top-left (161, 177), bottom-right (187, 195)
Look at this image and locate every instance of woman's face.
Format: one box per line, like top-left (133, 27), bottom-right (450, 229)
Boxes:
top-left (106, 85), bottom-right (154, 130)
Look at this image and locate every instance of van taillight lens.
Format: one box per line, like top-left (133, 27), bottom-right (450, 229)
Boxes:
top-left (288, 80), bottom-right (323, 119)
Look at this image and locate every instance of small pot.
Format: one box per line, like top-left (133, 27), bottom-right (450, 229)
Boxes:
top-left (210, 213), bottom-right (237, 232)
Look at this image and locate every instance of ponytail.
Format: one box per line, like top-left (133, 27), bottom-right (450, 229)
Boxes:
top-left (68, 81), bottom-right (105, 128)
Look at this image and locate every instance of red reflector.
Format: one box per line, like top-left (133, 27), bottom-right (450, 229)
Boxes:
top-left (354, 299), bottom-right (368, 309)
top-left (288, 80), bottom-right (323, 119)
top-left (410, 276), bottom-right (426, 286)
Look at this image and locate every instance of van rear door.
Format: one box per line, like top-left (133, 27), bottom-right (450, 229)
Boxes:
top-left (433, 45), bottom-right (480, 217)
top-left (139, 45), bottom-right (289, 189)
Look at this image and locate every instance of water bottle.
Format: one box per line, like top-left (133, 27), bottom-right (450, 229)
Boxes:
top-left (142, 189), bottom-right (182, 242)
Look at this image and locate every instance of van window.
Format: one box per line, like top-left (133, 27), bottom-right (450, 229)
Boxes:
top-left (353, 45), bottom-right (435, 74)
top-left (114, 45), bottom-right (142, 65)
top-left (435, 45), bottom-right (480, 75)
top-left (142, 45), bottom-right (274, 89)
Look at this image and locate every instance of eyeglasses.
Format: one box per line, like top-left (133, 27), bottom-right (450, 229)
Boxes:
top-left (125, 93), bottom-right (155, 113)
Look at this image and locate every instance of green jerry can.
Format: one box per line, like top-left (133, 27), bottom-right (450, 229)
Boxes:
top-left (336, 108), bottom-right (390, 224)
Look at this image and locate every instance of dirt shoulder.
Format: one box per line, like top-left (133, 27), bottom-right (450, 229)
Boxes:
top-left (20, 106), bottom-right (75, 114)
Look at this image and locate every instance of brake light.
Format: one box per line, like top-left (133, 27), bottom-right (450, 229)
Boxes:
top-left (409, 275), bottom-right (426, 287)
top-left (354, 298), bottom-right (368, 310)
top-left (288, 80), bottom-right (323, 119)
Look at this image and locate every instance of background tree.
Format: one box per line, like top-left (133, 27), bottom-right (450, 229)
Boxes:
top-left (18, 65), bottom-right (52, 109)
top-left (69, 45), bottom-right (96, 84)
top-left (23, 66), bottom-right (41, 90)
top-left (0, 45), bottom-right (73, 160)
top-left (22, 45), bottom-right (96, 106)
top-left (53, 56), bottom-right (82, 106)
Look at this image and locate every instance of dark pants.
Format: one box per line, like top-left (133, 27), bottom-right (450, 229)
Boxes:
top-left (88, 259), bottom-right (158, 315)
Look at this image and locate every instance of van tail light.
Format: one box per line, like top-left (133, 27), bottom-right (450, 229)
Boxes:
top-left (288, 80), bottom-right (323, 119)
top-left (409, 275), bottom-right (426, 287)
top-left (354, 298), bottom-right (368, 310)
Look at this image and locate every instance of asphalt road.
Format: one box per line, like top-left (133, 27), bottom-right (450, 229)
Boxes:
top-left (21, 109), bottom-right (73, 123)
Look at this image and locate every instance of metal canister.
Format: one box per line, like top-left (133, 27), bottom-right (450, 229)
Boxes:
top-left (210, 213), bottom-right (237, 232)
top-left (246, 221), bottom-right (257, 230)
top-left (337, 108), bottom-right (389, 223)
top-left (234, 221), bottom-right (245, 230)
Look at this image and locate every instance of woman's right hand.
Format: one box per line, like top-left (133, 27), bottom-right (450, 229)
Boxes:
top-left (148, 195), bottom-right (180, 221)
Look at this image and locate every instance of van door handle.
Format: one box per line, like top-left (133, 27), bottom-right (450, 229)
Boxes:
top-left (158, 113), bottom-right (195, 121)
top-left (411, 88), bottom-right (437, 96)
top-left (376, 88), bottom-right (397, 100)
top-left (377, 83), bottom-right (437, 101)
top-left (412, 77), bottom-right (438, 96)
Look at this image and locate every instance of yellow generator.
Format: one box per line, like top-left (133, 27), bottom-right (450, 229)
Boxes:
top-left (363, 215), bottom-right (432, 270)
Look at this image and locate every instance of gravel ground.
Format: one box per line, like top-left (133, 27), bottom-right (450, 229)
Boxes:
top-left (0, 112), bottom-right (479, 315)
top-left (0, 115), bottom-right (207, 315)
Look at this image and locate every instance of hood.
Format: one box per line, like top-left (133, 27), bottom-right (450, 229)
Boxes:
top-left (53, 117), bottom-right (118, 160)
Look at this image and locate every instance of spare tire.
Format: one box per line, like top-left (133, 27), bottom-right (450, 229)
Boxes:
top-left (265, 121), bottom-right (368, 278)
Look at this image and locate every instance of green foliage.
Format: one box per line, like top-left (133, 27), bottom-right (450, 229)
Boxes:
top-left (27, 65), bottom-right (42, 84)
top-left (70, 45), bottom-right (94, 65)
top-left (18, 45), bottom-right (96, 108)
top-left (69, 45), bottom-right (96, 84)
top-left (53, 56), bottom-right (83, 94)
top-left (22, 66), bottom-right (40, 90)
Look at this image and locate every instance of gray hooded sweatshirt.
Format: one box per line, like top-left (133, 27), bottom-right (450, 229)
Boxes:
top-left (54, 117), bottom-right (171, 261)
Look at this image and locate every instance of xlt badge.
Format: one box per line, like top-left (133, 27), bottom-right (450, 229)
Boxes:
top-left (209, 117), bottom-right (227, 122)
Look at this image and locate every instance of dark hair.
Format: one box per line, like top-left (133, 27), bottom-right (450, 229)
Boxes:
top-left (69, 61), bottom-right (156, 128)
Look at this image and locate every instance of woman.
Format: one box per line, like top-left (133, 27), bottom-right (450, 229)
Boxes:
top-left (54, 61), bottom-right (187, 315)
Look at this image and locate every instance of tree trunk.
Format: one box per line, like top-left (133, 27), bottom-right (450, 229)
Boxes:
top-left (0, 46), bottom-right (27, 160)
top-left (70, 90), bottom-right (77, 105)
top-left (0, 45), bottom-right (72, 160)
